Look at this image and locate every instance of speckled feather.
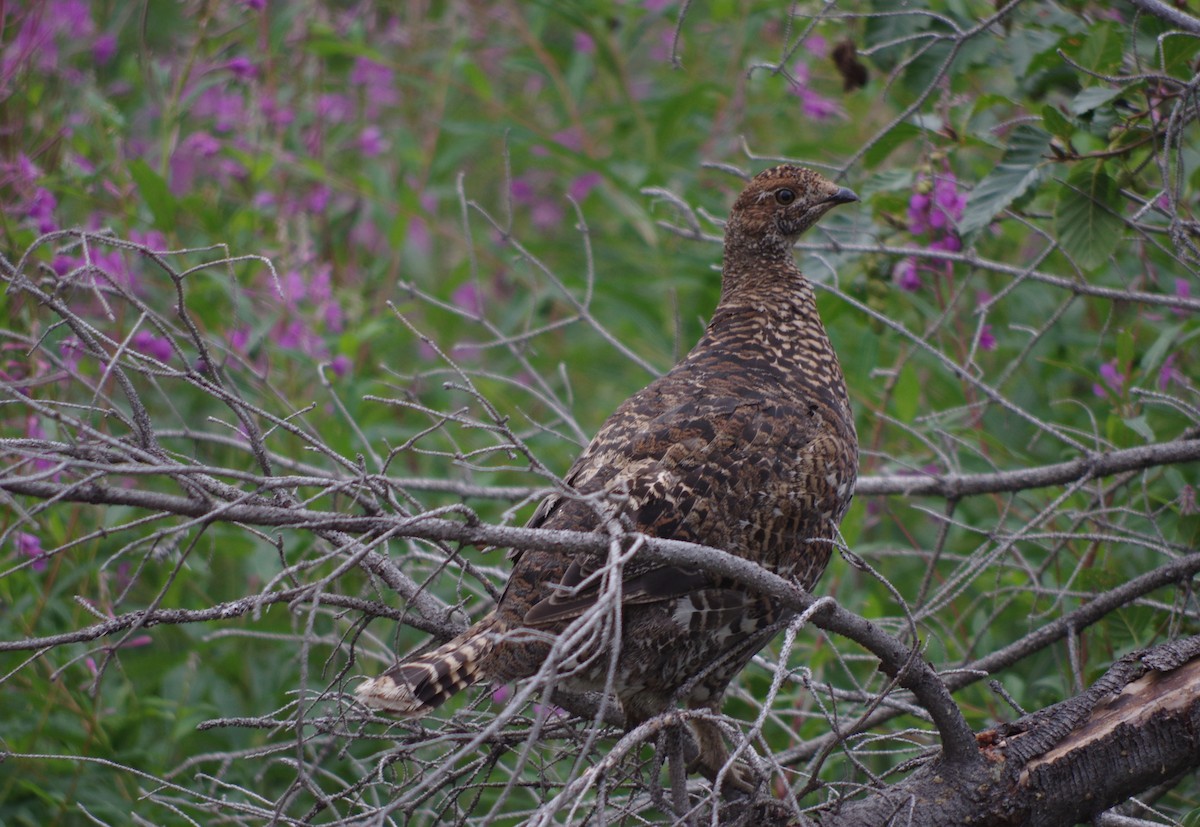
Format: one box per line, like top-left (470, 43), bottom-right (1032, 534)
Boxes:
top-left (358, 166), bottom-right (859, 768)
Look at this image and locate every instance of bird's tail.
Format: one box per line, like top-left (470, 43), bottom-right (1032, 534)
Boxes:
top-left (356, 622), bottom-right (497, 717)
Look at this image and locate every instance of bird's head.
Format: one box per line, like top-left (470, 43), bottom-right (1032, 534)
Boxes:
top-left (725, 165), bottom-right (857, 255)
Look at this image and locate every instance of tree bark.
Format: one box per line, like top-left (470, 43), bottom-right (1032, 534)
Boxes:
top-left (816, 637), bottom-right (1200, 827)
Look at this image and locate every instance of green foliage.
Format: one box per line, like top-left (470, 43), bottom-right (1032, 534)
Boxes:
top-left (959, 124), bottom-right (1052, 235)
top-left (1054, 162), bottom-right (1123, 270)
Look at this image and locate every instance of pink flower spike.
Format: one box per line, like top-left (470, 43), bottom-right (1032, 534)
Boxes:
top-left (357, 125), bottom-right (388, 157)
top-left (1098, 359), bottom-right (1124, 392)
top-left (895, 258), bottom-right (921, 291)
top-left (16, 532), bottom-right (47, 572)
top-left (979, 325), bottom-right (996, 351)
top-left (225, 57), bottom-right (257, 80)
top-left (452, 282), bottom-right (483, 317)
top-left (569, 171), bottom-right (602, 201)
top-left (573, 32), bottom-right (595, 55)
top-left (92, 34), bottom-right (117, 65)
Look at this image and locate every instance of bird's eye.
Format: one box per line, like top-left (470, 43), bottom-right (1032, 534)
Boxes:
top-left (775, 188), bottom-right (796, 205)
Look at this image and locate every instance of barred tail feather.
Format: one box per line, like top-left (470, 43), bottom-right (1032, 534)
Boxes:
top-left (356, 626), bottom-right (496, 717)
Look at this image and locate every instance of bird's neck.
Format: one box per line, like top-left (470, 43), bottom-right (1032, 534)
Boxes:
top-left (717, 249), bottom-right (816, 317)
top-left (701, 251), bottom-right (852, 420)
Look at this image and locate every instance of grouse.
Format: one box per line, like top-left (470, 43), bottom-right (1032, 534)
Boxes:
top-left (357, 165), bottom-right (859, 785)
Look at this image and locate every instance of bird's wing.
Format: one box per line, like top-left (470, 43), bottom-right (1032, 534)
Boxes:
top-left (522, 391), bottom-right (826, 628)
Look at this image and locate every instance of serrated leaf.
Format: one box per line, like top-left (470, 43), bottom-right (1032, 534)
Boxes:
top-left (128, 159), bottom-right (176, 231)
top-left (959, 125), bottom-right (1051, 235)
top-left (1053, 164), bottom-right (1124, 271)
top-left (1069, 86), bottom-right (1122, 116)
top-left (1041, 104), bottom-right (1075, 139)
top-left (1123, 415), bottom-right (1155, 442)
top-left (1074, 20), bottom-right (1126, 78)
top-left (864, 122), bottom-right (921, 169)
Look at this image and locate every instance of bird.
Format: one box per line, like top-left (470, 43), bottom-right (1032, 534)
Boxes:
top-left (357, 164), bottom-right (859, 787)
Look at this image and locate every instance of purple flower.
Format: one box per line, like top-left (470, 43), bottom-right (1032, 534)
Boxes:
top-left (305, 185), bottom-right (330, 215)
top-left (131, 330), bottom-right (173, 362)
top-left (357, 125), bottom-right (387, 157)
top-left (225, 57), bottom-right (257, 80)
top-left (92, 34), bottom-right (117, 65)
top-left (16, 533), bottom-right (47, 573)
top-left (511, 177), bottom-right (535, 202)
top-left (1158, 354), bottom-right (1183, 390)
top-left (798, 88), bottom-right (841, 120)
top-left (241, 0), bottom-right (266, 10)
top-left (193, 86), bottom-right (245, 132)
top-left (309, 264), bottom-right (333, 303)
top-left (170, 131), bottom-right (223, 194)
top-left (929, 234), bottom-right (962, 253)
top-left (790, 60), bottom-right (843, 121)
top-left (4, 153), bottom-right (40, 189)
top-left (315, 93), bottom-right (353, 123)
top-left (281, 270), bottom-right (308, 306)
top-left (1099, 359), bottom-right (1123, 390)
top-left (60, 337), bottom-right (83, 370)
top-left (1093, 358), bottom-right (1126, 399)
top-left (406, 216), bottom-right (431, 256)
top-left (932, 173), bottom-right (966, 225)
top-left (573, 32), bottom-right (595, 55)
top-left (452, 282), bottom-right (483, 317)
top-left (129, 229), bottom-right (167, 252)
top-left (978, 325), bottom-right (996, 351)
top-left (895, 258), bottom-right (921, 291)
top-left (569, 171), bottom-right (602, 201)
top-left (531, 199), bottom-right (564, 229)
top-left (907, 190), bottom-right (932, 235)
top-left (28, 187), bottom-right (57, 233)
top-left (228, 328), bottom-right (251, 353)
top-left (262, 95), bottom-right (295, 129)
top-left (93, 249), bottom-right (137, 292)
top-left (1172, 278), bottom-right (1193, 317)
top-left (351, 57), bottom-right (398, 114)
top-left (804, 35), bottom-right (829, 59)
top-left (330, 354), bottom-right (351, 377)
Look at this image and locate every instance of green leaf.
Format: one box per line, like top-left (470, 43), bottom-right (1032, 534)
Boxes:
top-left (1123, 415), bottom-right (1155, 442)
top-left (1041, 104), bottom-right (1075, 139)
top-left (864, 122), bottom-right (922, 169)
top-left (892, 362), bottom-right (920, 423)
top-left (128, 159), bottom-right (176, 231)
top-left (1160, 32), bottom-right (1200, 77)
top-left (1069, 86), bottom-right (1122, 116)
top-left (1116, 328), bottom-right (1135, 369)
top-left (1053, 164), bottom-right (1124, 271)
top-left (1139, 323), bottom-right (1184, 375)
top-left (959, 125), bottom-right (1051, 235)
top-left (1066, 20), bottom-right (1126, 79)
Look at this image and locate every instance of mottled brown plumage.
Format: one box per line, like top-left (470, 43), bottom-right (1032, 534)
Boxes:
top-left (358, 165), bottom-right (859, 785)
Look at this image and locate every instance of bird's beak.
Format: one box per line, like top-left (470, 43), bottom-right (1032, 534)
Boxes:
top-left (825, 187), bottom-right (859, 205)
